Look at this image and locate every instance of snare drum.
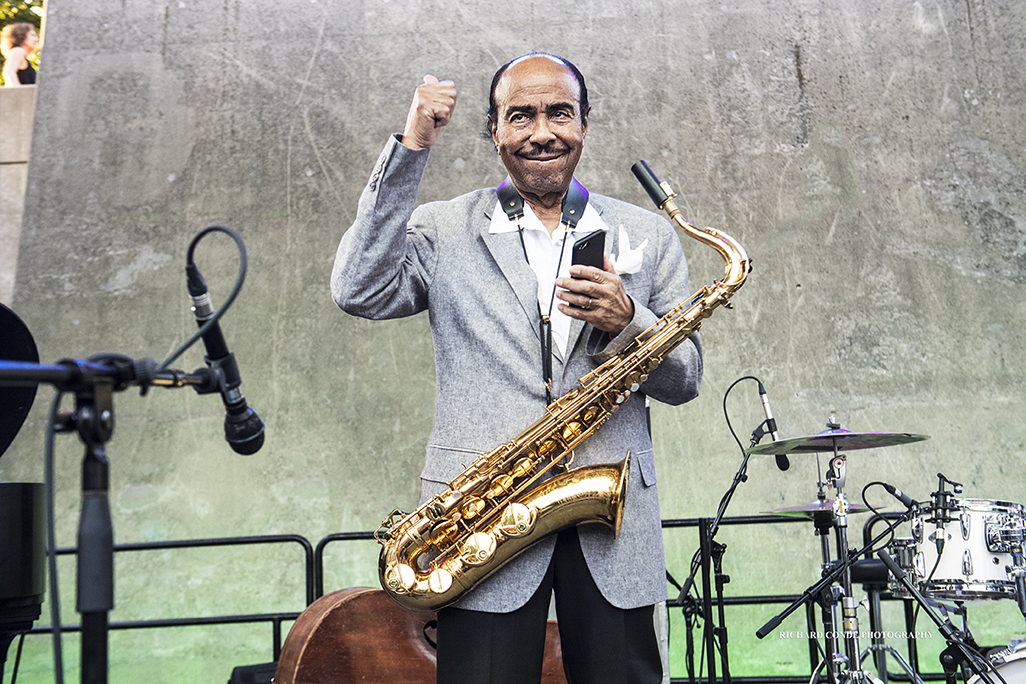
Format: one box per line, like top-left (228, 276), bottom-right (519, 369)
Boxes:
top-left (905, 499), bottom-right (1025, 601)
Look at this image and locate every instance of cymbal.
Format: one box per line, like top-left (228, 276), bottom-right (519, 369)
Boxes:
top-left (765, 499), bottom-right (872, 517)
top-left (745, 429), bottom-right (929, 456)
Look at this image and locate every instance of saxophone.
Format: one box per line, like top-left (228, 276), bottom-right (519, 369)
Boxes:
top-left (374, 161), bottom-right (751, 612)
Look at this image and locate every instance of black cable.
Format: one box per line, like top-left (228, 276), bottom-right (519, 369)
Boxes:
top-left (721, 375), bottom-right (764, 463)
top-left (859, 481), bottom-right (901, 554)
top-left (678, 375), bottom-right (767, 609)
top-left (9, 632), bottom-right (25, 684)
top-left (157, 225), bottom-right (247, 372)
top-left (44, 390), bottom-right (65, 684)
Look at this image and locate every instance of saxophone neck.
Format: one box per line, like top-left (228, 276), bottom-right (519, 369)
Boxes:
top-left (661, 195), bottom-right (751, 290)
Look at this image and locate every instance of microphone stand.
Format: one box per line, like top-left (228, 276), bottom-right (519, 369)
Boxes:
top-left (675, 418), bottom-right (777, 684)
top-left (0, 357), bottom-right (227, 684)
top-left (877, 550), bottom-right (997, 684)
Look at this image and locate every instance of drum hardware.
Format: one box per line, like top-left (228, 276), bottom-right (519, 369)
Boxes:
top-left (858, 644), bottom-right (924, 684)
top-left (757, 513), bottom-right (914, 679)
top-left (755, 417), bottom-right (930, 684)
top-left (878, 550), bottom-right (999, 684)
top-left (1010, 543), bottom-right (1026, 620)
top-left (853, 550), bottom-right (925, 684)
top-left (767, 499), bottom-right (873, 517)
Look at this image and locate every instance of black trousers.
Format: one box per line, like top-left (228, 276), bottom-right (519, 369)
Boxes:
top-left (435, 527), bottom-right (663, 684)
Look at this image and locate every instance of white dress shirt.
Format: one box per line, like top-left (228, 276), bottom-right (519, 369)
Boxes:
top-left (489, 200), bottom-right (610, 356)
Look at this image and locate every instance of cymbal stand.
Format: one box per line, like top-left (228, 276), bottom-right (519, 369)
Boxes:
top-left (810, 461), bottom-right (841, 684)
top-left (829, 427), bottom-right (884, 683)
top-left (756, 504), bottom-right (915, 651)
top-left (797, 418), bottom-right (874, 684)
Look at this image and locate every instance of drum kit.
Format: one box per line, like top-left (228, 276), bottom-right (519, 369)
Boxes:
top-left (746, 418), bottom-right (1026, 684)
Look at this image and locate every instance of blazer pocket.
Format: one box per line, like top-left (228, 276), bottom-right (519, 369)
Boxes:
top-left (636, 448), bottom-right (657, 488)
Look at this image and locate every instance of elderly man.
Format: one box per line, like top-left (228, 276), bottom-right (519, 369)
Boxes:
top-left (332, 53), bottom-right (703, 684)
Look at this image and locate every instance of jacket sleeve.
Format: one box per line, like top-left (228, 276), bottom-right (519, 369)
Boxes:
top-left (331, 135), bottom-right (437, 320)
top-left (585, 213), bottom-right (704, 407)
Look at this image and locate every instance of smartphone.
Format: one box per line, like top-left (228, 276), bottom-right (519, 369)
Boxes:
top-left (571, 230), bottom-right (605, 276)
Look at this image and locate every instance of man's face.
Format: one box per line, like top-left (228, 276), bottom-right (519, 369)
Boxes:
top-left (490, 56), bottom-right (588, 201)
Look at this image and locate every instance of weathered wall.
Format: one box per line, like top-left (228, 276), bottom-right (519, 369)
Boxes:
top-left (0, 84), bottom-right (34, 305)
top-left (3, 0), bottom-right (1026, 680)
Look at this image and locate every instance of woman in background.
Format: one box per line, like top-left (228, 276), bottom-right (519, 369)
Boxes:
top-left (1, 23), bottom-right (39, 85)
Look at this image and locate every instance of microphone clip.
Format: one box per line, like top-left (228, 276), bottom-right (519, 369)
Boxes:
top-left (193, 352), bottom-right (243, 403)
top-left (750, 418), bottom-right (775, 445)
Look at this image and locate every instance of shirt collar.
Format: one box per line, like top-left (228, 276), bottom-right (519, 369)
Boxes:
top-left (490, 200), bottom-right (606, 240)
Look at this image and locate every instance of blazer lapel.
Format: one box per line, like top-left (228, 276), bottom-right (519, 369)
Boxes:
top-left (481, 201), bottom-right (543, 344)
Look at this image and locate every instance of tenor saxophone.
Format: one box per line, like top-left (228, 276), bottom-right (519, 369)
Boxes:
top-left (374, 161), bottom-right (751, 612)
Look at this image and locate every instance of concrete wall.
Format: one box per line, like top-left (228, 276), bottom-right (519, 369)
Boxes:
top-left (3, 0), bottom-right (1026, 680)
top-left (0, 84), bottom-right (34, 305)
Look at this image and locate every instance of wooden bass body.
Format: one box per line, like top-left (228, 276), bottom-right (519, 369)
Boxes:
top-left (274, 586), bottom-right (567, 683)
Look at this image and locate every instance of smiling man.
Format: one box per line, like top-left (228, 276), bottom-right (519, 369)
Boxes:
top-left (332, 53), bottom-right (704, 684)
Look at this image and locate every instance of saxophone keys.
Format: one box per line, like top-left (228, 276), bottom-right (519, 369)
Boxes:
top-left (488, 474), bottom-right (516, 498)
top-left (626, 369), bottom-right (648, 392)
top-left (537, 439), bottom-right (559, 458)
top-left (428, 567), bottom-right (454, 594)
top-left (385, 563), bottom-right (417, 593)
top-left (498, 503), bottom-right (536, 537)
top-left (461, 532), bottom-right (497, 566)
top-left (561, 421), bottom-right (585, 442)
top-left (461, 496), bottom-right (486, 519)
top-left (430, 520), bottom-right (459, 545)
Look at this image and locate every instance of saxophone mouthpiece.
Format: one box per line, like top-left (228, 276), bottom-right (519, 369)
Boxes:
top-left (632, 160), bottom-right (670, 207)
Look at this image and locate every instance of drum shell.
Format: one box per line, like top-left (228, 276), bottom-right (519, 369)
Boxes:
top-left (900, 499), bottom-right (1024, 601)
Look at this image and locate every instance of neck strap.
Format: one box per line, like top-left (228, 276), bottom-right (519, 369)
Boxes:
top-left (496, 177), bottom-right (589, 230)
top-left (495, 178), bottom-right (589, 404)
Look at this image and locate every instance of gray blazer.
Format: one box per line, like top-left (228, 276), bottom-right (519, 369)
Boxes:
top-left (332, 135), bottom-right (704, 613)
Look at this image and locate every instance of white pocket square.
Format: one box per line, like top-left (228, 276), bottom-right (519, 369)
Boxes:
top-left (610, 226), bottom-right (648, 275)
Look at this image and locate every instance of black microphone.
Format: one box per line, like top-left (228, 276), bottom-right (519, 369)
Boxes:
top-left (186, 263), bottom-right (265, 455)
top-left (882, 483), bottom-right (918, 509)
top-left (758, 382), bottom-right (787, 471)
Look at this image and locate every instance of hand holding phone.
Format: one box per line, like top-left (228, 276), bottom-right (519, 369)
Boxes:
top-left (571, 230), bottom-right (605, 276)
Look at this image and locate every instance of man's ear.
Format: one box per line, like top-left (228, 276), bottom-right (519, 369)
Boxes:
top-left (489, 119), bottom-right (499, 149)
